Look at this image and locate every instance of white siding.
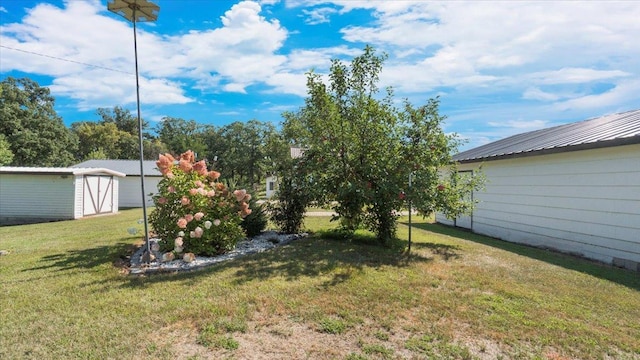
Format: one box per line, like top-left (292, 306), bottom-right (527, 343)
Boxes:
top-left (118, 176), bottom-right (161, 208)
top-left (438, 144), bottom-right (640, 270)
top-left (73, 175), bottom-right (84, 219)
top-left (112, 177), bottom-right (120, 211)
top-left (0, 174), bottom-right (75, 222)
top-left (265, 176), bottom-right (278, 199)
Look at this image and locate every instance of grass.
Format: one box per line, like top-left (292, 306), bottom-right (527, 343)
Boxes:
top-left (0, 209), bottom-right (639, 359)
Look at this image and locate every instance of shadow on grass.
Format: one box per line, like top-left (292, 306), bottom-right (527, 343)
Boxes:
top-left (24, 240), bottom-right (138, 273)
top-left (404, 221), bottom-right (640, 291)
top-left (408, 241), bottom-right (461, 261)
top-left (108, 231), bottom-right (455, 289)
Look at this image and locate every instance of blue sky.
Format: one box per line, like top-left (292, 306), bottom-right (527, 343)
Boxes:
top-left (1, 0), bottom-right (639, 151)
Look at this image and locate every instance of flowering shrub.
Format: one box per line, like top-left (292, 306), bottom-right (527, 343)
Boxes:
top-left (149, 150), bottom-right (252, 256)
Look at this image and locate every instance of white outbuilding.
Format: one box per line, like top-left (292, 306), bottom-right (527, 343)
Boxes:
top-left (0, 166), bottom-right (125, 225)
top-left (437, 109), bottom-right (640, 271)
top-left (73, 160), bottom-right (162, 208)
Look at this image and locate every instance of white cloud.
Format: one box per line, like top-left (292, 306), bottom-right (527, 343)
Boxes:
top-left (319, 0), bottom-right (640, 104)
top-left (553, 78), bottom-right (640, 112)
top-left (487, 119), bottom-right (548, 130)
top-left (1, 0), bottom-right (292, 108)
top-left (285, 48), bottom-right (334, 71)
top-left (522, 88), bottom-right (559, 102)
top-left (527, 68), bottom-right (630, 85)
top-left (175, 1), bottom-right (288, 91)
top-left (1, 0), bottom-right (639, 133)
top-left (48, 69), bottom-right (192, 110)
top-left (301, 7), bottom-right (337, 25)
top-left (265, 72), bottom-right (308, 96)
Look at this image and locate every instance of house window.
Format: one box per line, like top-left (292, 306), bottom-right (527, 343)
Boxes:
top-left (268, 181), bottom-right (275, 191)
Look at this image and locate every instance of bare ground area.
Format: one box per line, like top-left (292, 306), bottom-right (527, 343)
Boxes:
top-left (142, 314), bottom-right (597, 360)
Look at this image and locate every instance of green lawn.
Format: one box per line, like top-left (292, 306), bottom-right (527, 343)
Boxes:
top-left (0, 209), bottom-right (638, 359)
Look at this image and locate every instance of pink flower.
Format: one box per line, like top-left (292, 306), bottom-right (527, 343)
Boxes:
top-left (241, 208), bottom-right (252, 218)
top-left (156, 154), bottom-right (173, 173)
top-left (185, 214), bottom-right (194, 222)
top-left (168, 186), bottom-right (176, 193)
top-left (181, 197), bottom-right (190, 206)
top-left (208, 171), bottom-right (221, 180)
top-left (177, 218), bottom-right (187, 228)
top-left (166, 171), bottom-right (175, 179)
top-left (207, 190), bottom-right (215, 197)
top-left (175, 237), bottom-right (183, 247)
top-left (213, 219), bottom-right (221, 226)
top-left (194, 212), bottom-right (204, 221)
top-left (189, 188), bottom-right (198, 195)
top-left (233, 189), bottom-right (247, 202)
top-left (193, 160), bottom-right (208, 176)
top-left (194, 227), bottom-right (204, 238)
top-left (179, 159), bottom-right (193, 173)
top-left (194, 180), bottom-right (204, 188)
top-left (243, 194), bottom-right (252, 202)
top-left (197, 188), bottom-right (207, 195)
top-left (180, 150), bottom-right (195, 163)
top-left (190, 231), bottom-right (196, 238)
top-left (157, 197), bottom-right (167, 205)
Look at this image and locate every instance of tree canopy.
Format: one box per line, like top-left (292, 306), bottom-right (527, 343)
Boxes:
top-left (0, 77), bottom-right (78, 166)
top-left (281, 46), bottom-right (483, 244)
top-left (71, 106), bottom-right (163, 161)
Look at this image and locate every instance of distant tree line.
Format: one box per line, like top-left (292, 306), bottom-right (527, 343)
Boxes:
top-left (0, 76), bottom-right (290, 190)
top-left (1, 46), bottom-right (482, 245)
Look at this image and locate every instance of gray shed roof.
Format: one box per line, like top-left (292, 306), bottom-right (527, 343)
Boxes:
top-left (454, 109), bottom-right (640, 163)
top-left (73, 159), bottom-right (162, 176)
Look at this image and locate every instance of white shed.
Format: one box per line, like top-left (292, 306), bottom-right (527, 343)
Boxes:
top-left (0, 166), bottom-right (125, 225)
top-left (73, 160), bottom-right (161, 208)
top-left (437, 109), bottom-right (640, 271)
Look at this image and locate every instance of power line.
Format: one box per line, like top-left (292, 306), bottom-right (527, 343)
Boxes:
top-left (0, 44), bottom-right (133, 75)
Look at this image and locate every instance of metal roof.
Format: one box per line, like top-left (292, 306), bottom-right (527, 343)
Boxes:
top-left (73, 159), bottom-right (161, 176)
top-left (454, 109), bottom-right (640, 163)
top-left (0, 166), bottom-right (125, 177)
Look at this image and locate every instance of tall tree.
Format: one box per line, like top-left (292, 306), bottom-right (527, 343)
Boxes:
top-left (213, 120), bottom-right (279, 189)
top-left (281, 46), bottom-right (483, 245)
top-left (0, 77), bottom-right (78, 166)
top-left (72, 121), bottom-right (124, 160)
top-left (72, 106), bottom-right (166, 161)
top-left (0, 134), bottom-right (15, 165)
top-left (96, 106), bottom-right (147, 136)
top-left (157, 116), bottom-right (207, 157)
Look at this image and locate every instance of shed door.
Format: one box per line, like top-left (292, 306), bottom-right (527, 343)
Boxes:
top-left (83, 175), bottom-right (114, 216)
top-left (454, 171), bottom-right (473, 230)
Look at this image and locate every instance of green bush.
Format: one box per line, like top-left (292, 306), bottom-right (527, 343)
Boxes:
top-left (268, 176), bottom-right (310, 234)
top-left (240, 198), bottom-right (268, 238)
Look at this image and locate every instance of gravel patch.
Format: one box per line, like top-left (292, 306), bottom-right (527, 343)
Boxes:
top-left (129, 231), bottom-right (308, 275)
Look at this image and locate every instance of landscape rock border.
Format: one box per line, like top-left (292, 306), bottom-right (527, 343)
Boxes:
top-left (129, 231), bottom-right (308, 275)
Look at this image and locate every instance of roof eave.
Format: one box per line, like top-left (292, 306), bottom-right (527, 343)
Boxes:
top-left (455, 135), bottom-right (640, 164)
